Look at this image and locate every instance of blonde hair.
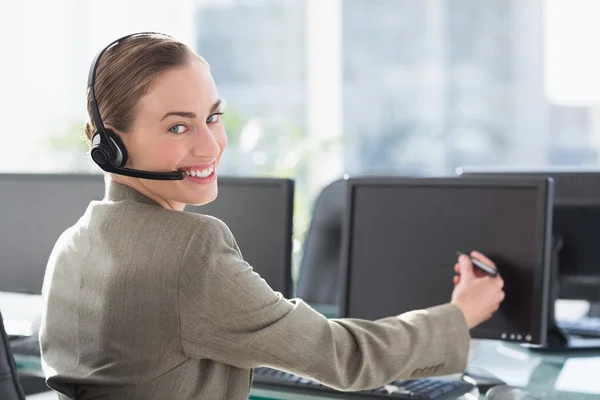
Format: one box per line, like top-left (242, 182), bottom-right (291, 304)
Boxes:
top-left (84, 34), bottom-right (204, 140)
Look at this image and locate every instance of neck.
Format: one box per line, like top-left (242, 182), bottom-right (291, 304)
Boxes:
top-left (109, 174), bottom-right (185, 211)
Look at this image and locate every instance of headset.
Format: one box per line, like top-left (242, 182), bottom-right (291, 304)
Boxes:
top-left (87, 32), bottom-right (185, 180)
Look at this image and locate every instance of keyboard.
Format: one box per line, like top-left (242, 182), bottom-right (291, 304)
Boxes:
top-left (252, 367), bottom-right (475, 399)
top-left (558, 317), bottom-right (600, 338)
top-left (9, 335), bottom-right (41, 357)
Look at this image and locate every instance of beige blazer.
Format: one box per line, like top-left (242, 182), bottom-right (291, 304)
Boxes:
top-left (39, 181), bottom-right (470, 400)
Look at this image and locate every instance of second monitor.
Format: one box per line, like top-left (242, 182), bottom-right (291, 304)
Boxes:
top-left (340, 176), bottom-right (553, 345)
top-left (185, 177), bottom-right (294, 298)
top-left (457, 167), bottom-right (600, 303)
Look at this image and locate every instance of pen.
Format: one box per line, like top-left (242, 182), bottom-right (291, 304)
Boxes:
top-left (455, 251), bottom-right (499, 277)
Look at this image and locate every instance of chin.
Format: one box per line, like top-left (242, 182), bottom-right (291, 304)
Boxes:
top-left (182, 185), bottom-right (218, 206)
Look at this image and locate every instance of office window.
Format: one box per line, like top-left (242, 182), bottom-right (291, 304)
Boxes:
top-left (1, 0), bottom-right (599, 267)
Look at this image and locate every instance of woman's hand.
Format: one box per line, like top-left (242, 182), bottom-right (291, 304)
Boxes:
top-left (450, 251), bottom-right (505, 329)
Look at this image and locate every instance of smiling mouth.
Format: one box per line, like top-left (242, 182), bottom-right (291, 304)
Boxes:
top-left (178, 164), bottom-right (216, 180)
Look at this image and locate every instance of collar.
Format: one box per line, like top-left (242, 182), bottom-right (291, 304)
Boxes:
top-left (105, 180), bottom-right (160, 206)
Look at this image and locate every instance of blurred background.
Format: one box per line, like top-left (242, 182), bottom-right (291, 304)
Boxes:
top-left (1, 0), bottom-right (599, 277)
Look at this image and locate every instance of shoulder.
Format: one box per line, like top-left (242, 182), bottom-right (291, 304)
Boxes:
top-left (185, 211), bottom-right (232, 237)
top-left (91, 199), bottom-right (229, 234)
top-left (130, 205), bottom-right (237, 252)
top-left (178, 211), bottom-right (249, 302)
top-left (180, 211), bottom-right (237, 253)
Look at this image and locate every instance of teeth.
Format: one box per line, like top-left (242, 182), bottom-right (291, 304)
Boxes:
top-left (184, 165), bottom-right (214, 178)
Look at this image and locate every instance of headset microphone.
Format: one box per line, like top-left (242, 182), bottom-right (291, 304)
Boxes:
top-left (87, 32), bottom-right (185, 181)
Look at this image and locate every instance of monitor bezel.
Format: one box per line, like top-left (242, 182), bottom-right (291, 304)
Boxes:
top-left (338, 176), bottom-right (554, 345)
top-left (457, 166), bottom-right (600, 207)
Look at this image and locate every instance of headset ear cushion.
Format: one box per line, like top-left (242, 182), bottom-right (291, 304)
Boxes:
top-left (90, 131), bottom-right (109, 166)
top-left (91, 131), bottom-right (102, 148)
top-left (106, 129), bottom-right (128, 167)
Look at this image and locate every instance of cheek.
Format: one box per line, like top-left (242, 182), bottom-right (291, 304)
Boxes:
top-left (132, 136), bottom-right (186, 168)
top-left (217, 128), bottom-right (228, 152)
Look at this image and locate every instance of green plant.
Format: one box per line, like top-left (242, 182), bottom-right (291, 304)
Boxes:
top-left (48, 121), bottom-right (89, 154)
top-left (46, 121), bottom-right (95, 172)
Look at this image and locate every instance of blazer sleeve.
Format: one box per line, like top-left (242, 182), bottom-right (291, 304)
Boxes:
top-left (177, 216), bottom-right (471, 391)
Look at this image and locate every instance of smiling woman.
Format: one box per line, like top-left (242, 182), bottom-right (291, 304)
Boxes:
top-left (84, 33), bottom-right (227, 210)
top-left (38, 31), bottom-right (500, 400)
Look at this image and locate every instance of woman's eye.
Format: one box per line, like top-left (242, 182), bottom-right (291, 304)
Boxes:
top-left (168, 124), bottom-right (187, 134)
top-left (207, 113), bottom-right (223, 124)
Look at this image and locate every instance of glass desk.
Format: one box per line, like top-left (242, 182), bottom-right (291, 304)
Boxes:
top-left (4, 294), bottom-right (600, 399)
top-left (248, 340), bottom-right (600, 400)
top-left (467, 340), bottom-right (600, 400)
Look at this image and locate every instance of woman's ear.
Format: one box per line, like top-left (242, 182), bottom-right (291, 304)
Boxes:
top-left (104, 125), bottom-right (129, 145)
top-left (104, 124), bottom-right (121, 135)
top-left (102, 125), bottom-right (130, 167)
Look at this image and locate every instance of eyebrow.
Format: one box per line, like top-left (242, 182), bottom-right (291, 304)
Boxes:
top-left (160, 99), bottom-right (223, 121)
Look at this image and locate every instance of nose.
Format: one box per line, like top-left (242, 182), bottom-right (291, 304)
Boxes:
top-left (191, 125), bottom-right (221, 158)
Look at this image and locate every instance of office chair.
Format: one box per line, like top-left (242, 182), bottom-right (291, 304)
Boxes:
top-left (0, 311), bottom-right (26, 400)
top-left (296, 179), bottom-right (347, 306)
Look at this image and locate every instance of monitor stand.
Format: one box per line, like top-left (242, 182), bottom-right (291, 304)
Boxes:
top-left (529, 236), bottom-right (600, 352)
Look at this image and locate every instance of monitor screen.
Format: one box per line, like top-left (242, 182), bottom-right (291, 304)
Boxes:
top-left (185, 177), bottom-right (294, 298)
top-left (0, 174), bottom-right (105, 294)
top-left (340, 177), bottom-right (553, 344)
top-left (457, 168), bottom-right (600, 300)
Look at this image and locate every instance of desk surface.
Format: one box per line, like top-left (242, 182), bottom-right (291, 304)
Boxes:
top-left (467, 340), bottom-right (600, 400)
top-left (17, 340), bottom-right (600, 400)
top-left (249, 340), bottom-right (600, 399)
top-left (4, 294), bottom-right (600, 399)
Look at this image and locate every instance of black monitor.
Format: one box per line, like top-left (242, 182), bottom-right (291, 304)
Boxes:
top-left (456, 167), bottom-right (600, 304)
top-left (0, 173), bottom-right (105, 294)
top-left (340, 176), bottom-right (553, 345)
top-left (185, 177), bottom-right (294, 298)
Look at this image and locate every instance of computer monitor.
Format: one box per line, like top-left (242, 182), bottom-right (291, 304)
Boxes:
top-left (339, 176), bottom-right (553, 345)
top-left (456, 167), bottom-right (600, 304)
top-left (185, 177), bottom-right (294, 298)
top-left (0, 173), bottom-right (105, 294)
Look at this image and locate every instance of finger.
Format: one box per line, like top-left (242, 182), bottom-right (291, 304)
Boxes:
top-left (453, 275), bottom-right (460, 285)
top-left (454, 263), bottom-right (460, 274)
top-left (473, 268), bottom-right (487, 278)
top-left (478, 275), bottom-right (497, 286)
top-left (458, 255), bottom-right (475, 280)
top-left (470, 250), bottom-right (496, 269)
top-left (496, 276), bottom-right (505, 289)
